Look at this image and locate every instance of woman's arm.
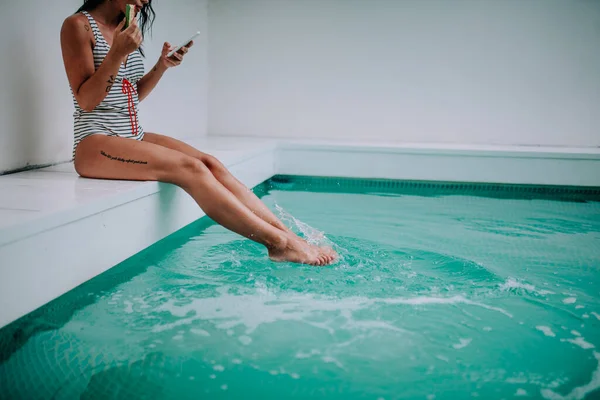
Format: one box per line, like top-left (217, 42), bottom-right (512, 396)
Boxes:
top-left (60, 15), bottom-right (141, 112)
top-left (136, 41), bottom-right (193, 102)
top-left (136, 61), bottom-right (167, 102)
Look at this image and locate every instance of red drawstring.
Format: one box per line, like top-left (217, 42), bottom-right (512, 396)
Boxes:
top-left (122, 78), bottom-right (138, 137)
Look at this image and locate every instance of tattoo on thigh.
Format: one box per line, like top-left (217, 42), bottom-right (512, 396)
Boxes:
top-left (106, 75), bottom-right (116, 93)
top-left (100, 150), bottom-right (148, 165)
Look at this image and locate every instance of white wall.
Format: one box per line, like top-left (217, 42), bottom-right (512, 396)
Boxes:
top-left (208, 0), bottom-right (600, 147)
top-left (0, 0), bottom-right (208, 174)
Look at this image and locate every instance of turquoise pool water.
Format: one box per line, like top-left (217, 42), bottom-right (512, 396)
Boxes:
top-left (1, 177), bottom-right (600, 400)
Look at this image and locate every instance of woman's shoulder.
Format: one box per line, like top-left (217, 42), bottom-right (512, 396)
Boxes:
top-left (61, 13), bottom-right (94, 46)
top-left (62, 12), bottom-right (89, 29)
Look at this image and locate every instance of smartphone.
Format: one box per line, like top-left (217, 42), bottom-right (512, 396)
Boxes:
top-left (167, 31), bottom-right (201, 57)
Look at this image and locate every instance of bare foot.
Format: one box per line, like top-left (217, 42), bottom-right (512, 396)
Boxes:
top-left (288, 232), bottom-right (337, 265)
top-left (269, 236), bottom-right (336, 266)
top-left (269, 236), bottom-right (320, 265)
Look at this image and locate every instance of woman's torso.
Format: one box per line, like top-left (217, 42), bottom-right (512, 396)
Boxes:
top-left (72, 11), bottom-right (145, 154)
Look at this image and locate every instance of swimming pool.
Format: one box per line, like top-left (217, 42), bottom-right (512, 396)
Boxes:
top-left (1, 176), bottom-right (599, 399)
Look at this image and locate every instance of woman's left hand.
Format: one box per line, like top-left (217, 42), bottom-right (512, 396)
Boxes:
top-left (159, 41), bottom-right (194, 69)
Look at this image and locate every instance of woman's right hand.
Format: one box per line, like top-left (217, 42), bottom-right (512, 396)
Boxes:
top-left (110, 18), bottom-right (142, 60)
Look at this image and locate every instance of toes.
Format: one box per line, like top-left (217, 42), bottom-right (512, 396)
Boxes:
top-left (317, 247), bottom-right (337, 265)
top-left (317, 255), bottom-right (327, 266)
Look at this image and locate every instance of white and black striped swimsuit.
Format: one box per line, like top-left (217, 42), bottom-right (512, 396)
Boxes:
top-left (72, 11), bottom-right (145, 157)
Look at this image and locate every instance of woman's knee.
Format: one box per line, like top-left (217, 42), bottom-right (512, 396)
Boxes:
top-left (164, 155), bottom-right (210, 185)
top-left (201, 154), bottom-right (227, 175)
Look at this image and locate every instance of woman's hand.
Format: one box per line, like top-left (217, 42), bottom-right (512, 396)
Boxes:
top-left (110, 18), bottom-right (143, 61)
top-left (158, 41), bottom-right (194, 70)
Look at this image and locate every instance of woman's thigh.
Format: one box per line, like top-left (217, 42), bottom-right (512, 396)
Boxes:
top-left (74, 134), bottom-right (191, 182)
top-left (143, 132), bottom-right (210, 160)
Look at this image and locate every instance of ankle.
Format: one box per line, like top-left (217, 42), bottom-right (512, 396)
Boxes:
top-left (267, 232), bottom-right (288, 251)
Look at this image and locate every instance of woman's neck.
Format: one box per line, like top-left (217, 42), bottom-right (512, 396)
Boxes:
top-left (89, 1), bottom-right (122, 28)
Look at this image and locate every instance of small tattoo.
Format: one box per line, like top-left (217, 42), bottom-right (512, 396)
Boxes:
top-left (100, 151), bottom-right (148, 165)
top-left (84, 24), bottom-right (90, 31)
top-left (106, 75), bottom-right (115, 93)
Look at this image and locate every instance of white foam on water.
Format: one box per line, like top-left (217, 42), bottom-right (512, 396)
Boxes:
top-left (322, 356), bottom-right (345, 369)
top-left (296, 349), bottom-right (321, 359)
top-left (213, 365), bottom-right (225, 372)
top-left (152, 318), bottom-right (194, 333)
top-left (382, 295), bottom-right (513, 318)
top-left (592, 312), bottom-right (600, 321)
top-left (427, 395), bottom-right (436, 400)
top-left (232, 358), bottom-right (242, 364)
top-left (291, 373), bottom-right (300, 379)
top-left (506, 377), bottom-right (528, 384)
top-left (571, 330), bottom-right (581, 337)
top-left (563, 298), bottom-right (577, 304)
top-left (343, 319), bottom-right (408, 334)
top-left (483, 326), bottom-right (493, 332)
top-left (516, 388), bottom-right (528, 396)
top-left (209, 374), bottom-right (216, 379)
top-left (151, 288), bottom-right (511, 338)
top-left (190, 328), bottom-right (210, 337)
top-left (541, 352), bottom-right (600, 400)
top-left (238, 336), bottom-right (252, 345)
top-left (566, 337), bottom-right (595, 350)
top-left (583, 314), bottom-right (590, 319)
top-left (536, 326), bottom-right (556, 337)
top-left (436, 355), bottom-right (449, 362)
top-left (123, 300), bottom-right (134, 314)
top-left (172, 334), bottom-right (183, 341)
top-left (221, 385), bottom-right (228, 391)
top-left (539, 290), bottom-right (555, 295)
top-left (453, 338), bottom-right (472, 350)
top-left (576, 305), bottom-right (585, 309)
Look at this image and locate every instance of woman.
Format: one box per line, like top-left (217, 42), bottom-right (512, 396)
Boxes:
top-left (60, 0), bottom-right (337, 266)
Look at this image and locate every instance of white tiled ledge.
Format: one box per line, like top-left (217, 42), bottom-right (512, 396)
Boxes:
top-left (278, 139), bottom-right (600, 159)
top-left (0, 136), bottom-right (599, 329)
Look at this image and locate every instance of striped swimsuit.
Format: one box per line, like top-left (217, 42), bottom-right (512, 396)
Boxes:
top-left (72, 11), bottom-right (145, 157)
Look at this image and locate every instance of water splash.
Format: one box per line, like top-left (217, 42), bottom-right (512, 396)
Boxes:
top-left (275, 204), bottom-right (328, 245)
top-left (499, 278), bottom-right (554, 296)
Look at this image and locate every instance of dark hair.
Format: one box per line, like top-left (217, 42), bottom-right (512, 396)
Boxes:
top-left (76, 0), bottom-right (155, 57)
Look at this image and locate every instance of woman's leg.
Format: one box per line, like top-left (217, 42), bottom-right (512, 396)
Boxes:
top-left (143, 133), bottom-right (337, 262)
top-left (75, 134), bottom-right (330, 266)
top-left (143, 133), bottom-right (292, 232)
